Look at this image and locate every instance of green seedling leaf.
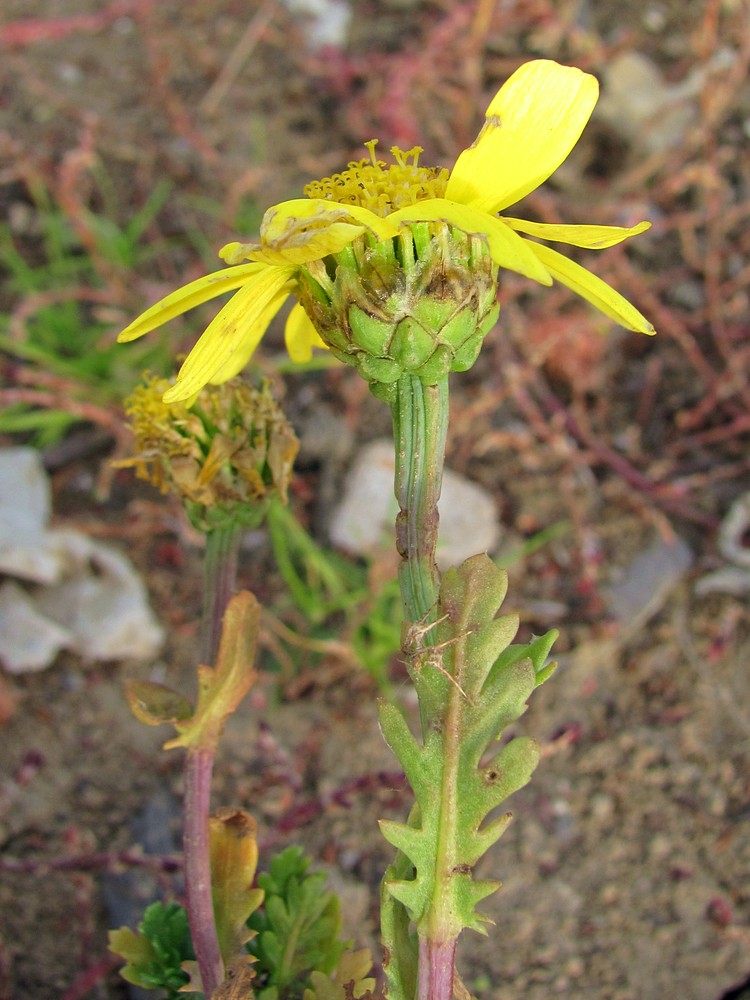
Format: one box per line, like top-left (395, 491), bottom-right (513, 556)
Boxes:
top-left (303, 948), bottom-right (376, 1000)
top-left (248, 846), bottom-right (349, 1000)
top-left (109, 901), bottom-right (195, 997)
top-left (165, 590), bottom-right (260, 752)
top-left (381, 554), bottom-right (557, 942)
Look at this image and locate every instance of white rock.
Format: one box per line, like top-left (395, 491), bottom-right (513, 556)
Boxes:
top-left (605, 535), bottom-right (693, 636)
top-left (0, 580), bottom-right (74, 673)
top-left (0, 447), bottom-right (63, 583)
top-left (0, 446), bottom-right (164, 670)
top-left (279, 0), bottom-right (350, 47)
top-left (35, 530), bottom-right (164, 662)
top-left (695, 491), bottom-right (750, 595)
top-left (329, 439), bottom-right (501, 569)
top-left (598, 52), bottom-right (696, 153)
top-left (718, 491), bottom-right (750, 569)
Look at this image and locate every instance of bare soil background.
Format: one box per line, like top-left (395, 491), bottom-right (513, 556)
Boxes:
top-left (1, 2), bottom-right (750, 999)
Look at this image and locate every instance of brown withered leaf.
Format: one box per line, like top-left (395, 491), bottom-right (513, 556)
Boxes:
top-left (125, 679), bottom-right (194, 727)
top-left (164, 591), bottom-right (260, 752)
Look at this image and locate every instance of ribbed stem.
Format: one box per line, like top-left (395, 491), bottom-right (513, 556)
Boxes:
top-left (390, 374), bottom-right (449, 624)
top-left (202, 525), bottom-right (241, 666)
top-left (387, 373), bottom-right (457, 1000)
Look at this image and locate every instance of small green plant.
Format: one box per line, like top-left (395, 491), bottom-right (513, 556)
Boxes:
top-left (113, 57), bottom-right (655, 1000)
top-left (109, 901), bottom-right (196, 998)
top-left (0, 179), bottom-right (173, 444)
top-left (110, 848), bottom-right (366, 1000)
top-left (247, 846), bottom-right (349, 1000)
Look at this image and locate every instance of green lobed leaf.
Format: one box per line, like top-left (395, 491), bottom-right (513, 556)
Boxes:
top-left (382, 554), bottom-right (557, 940)
top-left (379, 831), bottom-right (419, 1000)
top-left (248, 847), bottom-right (349, 1000)
top-left (303, 948), bottom-right (375, 1000)
top-left (109, 901), bottom-right (196, 998)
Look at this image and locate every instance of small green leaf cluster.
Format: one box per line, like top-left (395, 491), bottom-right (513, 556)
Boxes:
top-left (112, 848), bottom-right (354, 999)
top-left (108, 901), bottom-right (196, 998)
top-left (304, 948), bottom-right (376, 1000)
top-left (248, 846), bottom-right (348, 1000)
top-left (0, 179), bottom-right (174, 445)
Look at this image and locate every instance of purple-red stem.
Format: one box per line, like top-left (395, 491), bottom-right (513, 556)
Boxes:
top-left (418, 936), bottom-right (456, 1000)
top-left (184, 746), bottom-right (223, 999)
top-left (202, 525), bottom-right (241, 666)
top-left (183, 525), bottom-right (241, 998)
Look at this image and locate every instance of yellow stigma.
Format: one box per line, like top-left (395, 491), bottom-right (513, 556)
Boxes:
top-left (304, 141), bottom-right (449, 217)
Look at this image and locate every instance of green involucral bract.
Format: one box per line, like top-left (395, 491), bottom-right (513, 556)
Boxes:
top-left (297, 225), bottom-right (499, 402)
top-left (378, 554), bottom-right (557, 942)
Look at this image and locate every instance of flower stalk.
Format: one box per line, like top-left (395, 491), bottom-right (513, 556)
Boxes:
top-left (183, 525), bottom-right (243, 998)
top-left (418, 938), bottom-right (456, 1000)
top-left (183, 745), bottom-right (223, 999)
top-left (202, 524), bottom-right (242, 666)
top-left (391, 374), bottom-right (449, 625)
top-left (387, 372), bottom-right (458, 1000)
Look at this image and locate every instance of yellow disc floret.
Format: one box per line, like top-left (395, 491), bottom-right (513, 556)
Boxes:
top-left (304, 142), bottom-right (449, 217)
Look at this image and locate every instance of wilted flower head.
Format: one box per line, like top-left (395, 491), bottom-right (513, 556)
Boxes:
top-left (119, 60), bottom-right (654, 402)
top-left (119, 375), bottom-right (299, 532)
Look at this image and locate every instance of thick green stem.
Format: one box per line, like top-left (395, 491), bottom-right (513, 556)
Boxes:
top-left (387, 373), bottom-right (457, 1000)
top-left (391, 374), bottom-right (449, 624)
top-left (202, 525), bottom-right (241, 666)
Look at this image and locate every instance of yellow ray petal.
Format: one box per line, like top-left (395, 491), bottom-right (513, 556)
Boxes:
top-left (207, 288), bottom-right (292, 385)
top-left (221, 199), bottom-right (402, 267)
top-left (445, 60), bottom-right (599, 215)
top-left (261, 199), bottom-right (400, 242)
top-left (118, 263), bottom-right (269, 342)
top-left (232, 224), bottom-right (367, 266)
top-left (503, 218), bottom-right (651, 249)
top-left (387, 199), bottom-right (552, 285)
top-left (529, 242), bottom-right (655, 334)
top-left (284, 302), bottom-right (329, 363)
top-left (163, 265), bottom-right (296, 403)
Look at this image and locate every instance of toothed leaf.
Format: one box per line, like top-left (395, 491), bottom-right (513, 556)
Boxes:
top-left (109, 901), bottom-right (195, 997)
top-left (247, 847), bottom-right (349, 1000)
top-left (382, 555), bottom-right (556, 942)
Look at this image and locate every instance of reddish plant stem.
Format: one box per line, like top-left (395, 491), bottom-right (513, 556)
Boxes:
top-left (202, 525), bottom-right (241, 666)
top-left (0, 848), bottom-right (182, 874)
top-left (182, 525), bottom-right (241, 998)
top-left (183, 746), bottom-right (223, 999)
top-left (530, 379), bottom-right (719, 529)
top-left (418, 937), bottom-right (456, 1000)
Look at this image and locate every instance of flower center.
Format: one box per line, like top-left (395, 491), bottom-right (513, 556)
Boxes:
top-left (304, 141), bottom-right (449, 217)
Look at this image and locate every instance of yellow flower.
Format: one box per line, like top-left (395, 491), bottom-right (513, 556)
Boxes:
top-left (119, 59), bottom-right (654, 403)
